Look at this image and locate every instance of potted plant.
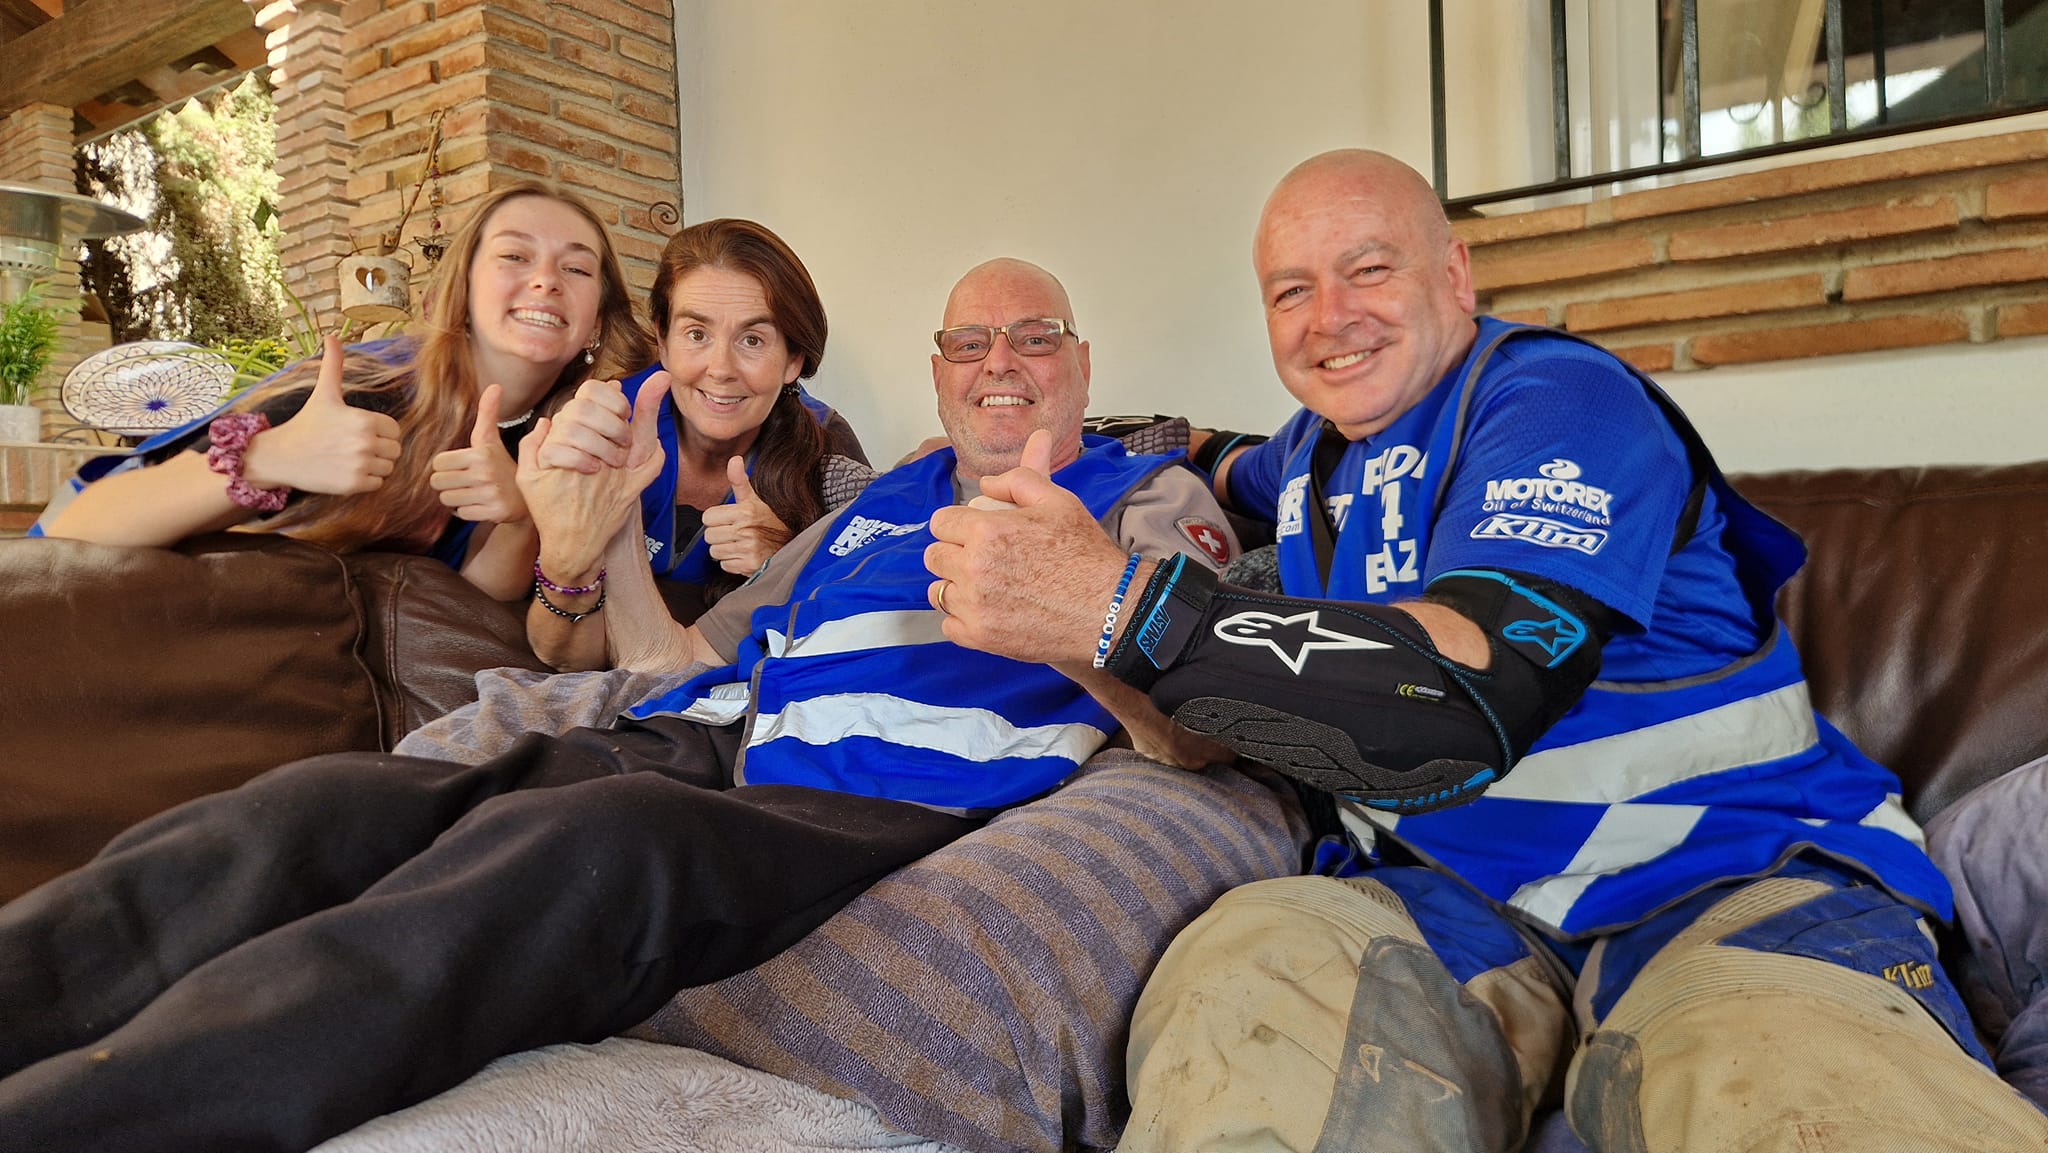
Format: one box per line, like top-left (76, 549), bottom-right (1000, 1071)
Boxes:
top-left (0, 285), bottom-right (66, 443)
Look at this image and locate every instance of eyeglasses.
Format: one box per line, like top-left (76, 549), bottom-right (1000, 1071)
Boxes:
top-left (933, 318), bottom-right (1077, 363)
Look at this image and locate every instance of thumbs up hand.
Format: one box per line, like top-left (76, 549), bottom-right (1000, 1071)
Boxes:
top-left (700, 454), bottom-right (793, 575)
top-left (925, 428), bottom-right (1128, 662)
top-left (519, 374), bottom-right (668, 580)
top-left (242, 333), bottom-right (404, 494)
top-left (429, 382), bottom-right (528, 523)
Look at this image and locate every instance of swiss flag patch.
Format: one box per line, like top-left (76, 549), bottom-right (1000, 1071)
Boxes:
top-left (1176, 517), bottom-right (1233, 566)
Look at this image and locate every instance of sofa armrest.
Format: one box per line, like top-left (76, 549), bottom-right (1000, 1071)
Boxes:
top-left (0, 534), bottom-right (382, 898)
top-left (346, 551), bottom-right (548, 747)
top-left (0, 534), bottom-right (550, 900)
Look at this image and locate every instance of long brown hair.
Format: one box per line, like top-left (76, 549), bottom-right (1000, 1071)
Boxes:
top-left (649, 219), bottom-right (831, 566)
top-left (240, 181), bottom-right (655, 551)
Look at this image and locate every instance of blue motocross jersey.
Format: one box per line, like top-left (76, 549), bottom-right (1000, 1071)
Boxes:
top-left (627, 437), bottom-right (1174, 815)
top-left (1232, 318), bottom-right (1949, 937)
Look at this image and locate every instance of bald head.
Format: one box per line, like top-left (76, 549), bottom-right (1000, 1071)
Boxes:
top-left (1259, 149), bottom-right (1452, 262)
top-left (1250, 148), bottom-right (1478, 440)
top-left (944, 258), bottom-right (1077, 328)
top-left (932, 257), bottom-right (1092, 479)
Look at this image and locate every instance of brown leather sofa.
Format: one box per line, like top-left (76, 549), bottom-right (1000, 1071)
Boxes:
top-left (2, 460), bottom-right (2044, 906)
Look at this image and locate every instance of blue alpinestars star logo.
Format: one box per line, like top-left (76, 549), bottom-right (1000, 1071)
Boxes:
top-left (1501, 615), bottom-right (1587, 663)
top-left (1213, 609), bottom-right (1392, 675)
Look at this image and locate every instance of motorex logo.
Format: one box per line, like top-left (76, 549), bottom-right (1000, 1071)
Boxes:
top-left (1469, 514), bottom-right (1608, 555)
top-left (1481, 458), bottom-right (1614, 521)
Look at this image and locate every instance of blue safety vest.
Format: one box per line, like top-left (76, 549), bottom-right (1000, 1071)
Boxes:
top-left (1274, 320), bottom-right (1949, 937)
top-left (617, 365), bottom-right (846, 582)
top-left (627, 436), bottom-right (1172, 814)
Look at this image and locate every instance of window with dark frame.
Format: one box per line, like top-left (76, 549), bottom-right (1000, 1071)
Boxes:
top-left (1432, 0), bottom-right (2048, 212)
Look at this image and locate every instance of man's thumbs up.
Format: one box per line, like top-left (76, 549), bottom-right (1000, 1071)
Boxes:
top-left (972, 427), bottom-right (1059, 510)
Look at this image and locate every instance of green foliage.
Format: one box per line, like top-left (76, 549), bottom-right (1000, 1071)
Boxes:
top-left (207, 280), bottom-right (360, 394)
top-left (0, 286), bottom-right (71, 406)
top-left (212, 336), bottom-right (293, 392)
top-left (76, 75), bottom-right (286, 348)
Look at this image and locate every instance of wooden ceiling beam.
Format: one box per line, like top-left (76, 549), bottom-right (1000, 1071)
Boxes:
top-left (0, 0), bottom-right (52, 43)
top-left (215, 27), bottom-right (269, 73)
top-left (0, 0), bottom-right (251, 116)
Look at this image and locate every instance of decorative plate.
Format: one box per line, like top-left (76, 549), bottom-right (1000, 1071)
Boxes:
top-left (62, 341), bottom-right (235, 436)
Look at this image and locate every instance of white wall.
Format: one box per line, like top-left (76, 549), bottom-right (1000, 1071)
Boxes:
top-left (674, 0), bottom-right (2046, 471)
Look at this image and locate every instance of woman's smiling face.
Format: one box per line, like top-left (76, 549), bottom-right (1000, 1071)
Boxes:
top-left (659, 265), bottom-right (800, 449)
top-left (463, 195), bottom-right (605, 401)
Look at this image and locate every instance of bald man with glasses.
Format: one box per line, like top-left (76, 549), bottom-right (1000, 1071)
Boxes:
top-left (0, 256), bottom-right (1240, 1153)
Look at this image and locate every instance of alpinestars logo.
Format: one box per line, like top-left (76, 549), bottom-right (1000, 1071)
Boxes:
top-left (1502, 615), bottom-right (1587, 662)
top-left (828, 515), bottom-right (926, 556)
top-left (1214, 609), bottom-right (1391, 675)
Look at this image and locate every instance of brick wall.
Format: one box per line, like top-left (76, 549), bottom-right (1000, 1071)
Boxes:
top-left (1458, 128), bottom-right (2048, 375)
top-left (0, 101), bottom-right (88, 438)
top-left (340, 0), bottom-right (680, 303)
top-left (259, 0), bottom-right (354, 327)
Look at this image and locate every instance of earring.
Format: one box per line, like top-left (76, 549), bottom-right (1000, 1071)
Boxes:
top-left (782, 383), bottom-right (799, 397)
top-left (584, 347), bottom-right (596, 366)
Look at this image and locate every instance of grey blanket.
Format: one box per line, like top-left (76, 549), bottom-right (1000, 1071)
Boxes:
top-left (1926, 753), bottom-right (2048, 1112)
top-left (314, 1039), bottom-right (964, 1153)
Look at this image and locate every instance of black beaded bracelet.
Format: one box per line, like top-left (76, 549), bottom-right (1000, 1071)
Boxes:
top-left (534, 581), bottom-right (606, 623)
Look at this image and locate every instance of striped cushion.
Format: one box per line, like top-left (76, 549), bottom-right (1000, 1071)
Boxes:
top-left (630, 750), bottom-right (1307, 1153)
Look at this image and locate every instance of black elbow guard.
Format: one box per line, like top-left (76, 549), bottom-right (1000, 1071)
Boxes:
top-left (1102, 557), bottom-right (1608, 814)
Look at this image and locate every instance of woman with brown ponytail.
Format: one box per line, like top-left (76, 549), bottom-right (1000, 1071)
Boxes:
top-left (518, 218), bottom-right (869, 671)
top-left (34, 182), bottom-right (653, 601)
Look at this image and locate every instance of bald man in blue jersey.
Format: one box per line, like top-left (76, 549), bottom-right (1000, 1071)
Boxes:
top-left (927, 151), bottom-right (2048, 1151)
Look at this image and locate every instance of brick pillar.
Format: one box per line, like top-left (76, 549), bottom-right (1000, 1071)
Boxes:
top-left (0, 102), bottom-right (86, 441)
top-left (256, 0), bottom-right (354, 329)
top-left (343, 0), bottom-right (680, 298)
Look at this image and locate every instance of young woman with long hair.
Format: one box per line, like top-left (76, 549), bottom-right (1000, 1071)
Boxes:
top-left (36, 181), bottom-right (655, 600)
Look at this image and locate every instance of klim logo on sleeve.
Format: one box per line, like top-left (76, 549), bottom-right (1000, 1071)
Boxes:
top-left (1469, 514), bottom-right (1609, 555)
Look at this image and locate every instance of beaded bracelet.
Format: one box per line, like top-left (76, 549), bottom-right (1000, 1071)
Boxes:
top-left (204, 413), bottom-right (291, 513)
top-left (533, 560), bottom-right (605, 597)
top-left (533, 582), bottom-right (606, 623)
top-left (1092, 552), bottom-right (1145, 669)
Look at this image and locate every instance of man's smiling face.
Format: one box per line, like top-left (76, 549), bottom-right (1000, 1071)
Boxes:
top-left (931, 259), bottom-right (1091, 479)
top-left (1254, 153), bottom-right (1478, 441)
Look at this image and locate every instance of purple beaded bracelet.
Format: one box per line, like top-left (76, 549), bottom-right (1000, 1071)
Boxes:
top-left (205, 412), bottom-right (291, 513)
top-left (533, 560), bottom-right (604, 597)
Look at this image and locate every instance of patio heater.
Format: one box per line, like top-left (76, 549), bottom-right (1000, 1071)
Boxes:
top-left (0, 181), bottom-right (144, 304)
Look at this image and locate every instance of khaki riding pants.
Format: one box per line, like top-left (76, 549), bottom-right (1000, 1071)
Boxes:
top-left (1123, 870), bottom-right (2048, 1152)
